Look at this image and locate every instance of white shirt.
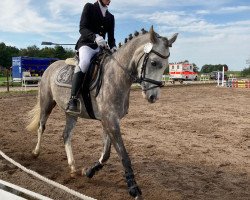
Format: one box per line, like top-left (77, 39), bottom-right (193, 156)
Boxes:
top-left (98, 0), bottom-right (108, 17)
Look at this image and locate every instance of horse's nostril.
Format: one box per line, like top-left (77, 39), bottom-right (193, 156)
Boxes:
top-left (149, 95), bottom-right (155, 101)
top-left (148, 95), bottom-right (157, 103)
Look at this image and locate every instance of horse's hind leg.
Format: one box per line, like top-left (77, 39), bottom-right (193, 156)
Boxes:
top-left (33, 96), bottom-right (56, 157)
top-left (63, 114), bottom-right (78, 177)
top-left (84, 129), bottom-right (111, 178)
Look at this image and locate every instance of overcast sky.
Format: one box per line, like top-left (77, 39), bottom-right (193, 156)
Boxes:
top-left (0, 0), bottom-right (250, 71)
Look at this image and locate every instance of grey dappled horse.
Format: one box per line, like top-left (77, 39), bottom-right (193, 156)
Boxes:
top-left (26, 26), bottom-right (178, 199)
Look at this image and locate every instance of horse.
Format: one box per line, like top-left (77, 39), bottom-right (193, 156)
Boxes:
top-left (26, 26), bottom-right (178, 199)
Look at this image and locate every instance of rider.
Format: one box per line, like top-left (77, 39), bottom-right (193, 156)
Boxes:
top-left (67, 0), bottom-right (116, 113)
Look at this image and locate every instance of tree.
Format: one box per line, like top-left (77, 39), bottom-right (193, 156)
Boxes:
top-left (39, 47), bottom-right (55, 58)
top-left (164, 65), bottom-right (169, 75)
top-left (192, 63), bottom-right (199, 72)
top-left (54, 45), bottom-right (67, 59)
top-left (0, 42), bottom-right (19, 68)
top-left (241, 66), bottom-right (250, 77)
top-left (54, 46), bottom-right (75, 59)
top-left (18, 45), bottom-right (74, 59)
top-left (19, 45), bottom-right (40, 57)
top-left (200, 64), bottom-right (229, 73)
top-left (64, 48), bottom-right (75, 59)
top-left (0, 43), bottom-right (75, 70)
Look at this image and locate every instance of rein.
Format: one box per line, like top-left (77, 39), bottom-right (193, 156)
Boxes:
top-left (104, 46), bottom-right (170, 91)
top-left (103, 49), bottom-right (139, 82)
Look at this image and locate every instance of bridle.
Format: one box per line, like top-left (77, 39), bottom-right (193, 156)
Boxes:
top-left (136, 48), bottom-right (170, 91)
top-left (104, 43), bottom-right (170, 91)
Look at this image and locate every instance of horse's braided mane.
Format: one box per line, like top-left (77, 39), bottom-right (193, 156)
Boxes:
top-left (117, 28), bottom-right (169, 49)
top-left (118, 28), bottom-right (148, 49)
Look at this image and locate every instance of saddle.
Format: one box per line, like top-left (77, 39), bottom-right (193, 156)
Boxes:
top-left (56, 51), bottom-right (107, 119)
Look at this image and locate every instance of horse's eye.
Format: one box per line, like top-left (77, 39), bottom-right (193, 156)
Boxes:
top-left (151, 60), bottom-right (157, 66)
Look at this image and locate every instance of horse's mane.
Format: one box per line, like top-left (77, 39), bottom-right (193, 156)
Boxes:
top-left (117, 28), bottom-right (149, 49)
top-left (117, 27), bottom-right (169, 50)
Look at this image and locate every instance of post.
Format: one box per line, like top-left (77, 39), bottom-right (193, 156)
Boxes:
top-left (217, 71), bottom-right (220, 86)
top-left (222, 66), bottom-right (225, 87)
top-left (6, 69), bottom-right (9, 92)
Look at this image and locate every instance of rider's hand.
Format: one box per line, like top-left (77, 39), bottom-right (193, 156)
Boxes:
top-left (111, 46), bottom-right (117, 53)
top-left (95, 35), bottom-right (107, 48)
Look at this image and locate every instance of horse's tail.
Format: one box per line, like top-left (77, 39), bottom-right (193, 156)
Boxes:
top-left (26, 92), bottom-right (41, 132)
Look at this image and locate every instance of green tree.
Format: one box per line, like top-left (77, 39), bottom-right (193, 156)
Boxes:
top-left (64, 48), bottom-right (75, 59)
top-left (200, 65), bottom-right (209, 73)
top-left (0, 43), bottom-right (75, 70)
top-left (39, 47), bottom-right (55, 58)
top-left (19, 45), bottom-right (40, 57)
top-left (192, 63), bottom-right (199, 72)
top-left (200, 64), bottom-right (229, 73)
top-left (164, 65), bottom-right (169, 75)
top-left (53, 46), bottom-right (74, 59)
top-left (0, 42), bottom-right (19, 68)
top-left (241, 66), bottom-right (250, 77)
top-left (54, 45), bottom-right (66, 59)
top-left (18, 45), bottom-right (74, 59)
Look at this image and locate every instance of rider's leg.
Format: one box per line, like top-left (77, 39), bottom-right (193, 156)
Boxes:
top-left (67, 67), bottom-right (85, 112)
top-left (67, 46), bottom-right (99, 112)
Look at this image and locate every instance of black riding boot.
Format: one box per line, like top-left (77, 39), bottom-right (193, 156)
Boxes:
top-left (67, 71), bottom-right (85, 112)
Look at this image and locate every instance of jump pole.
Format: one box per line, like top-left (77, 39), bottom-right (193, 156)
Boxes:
top-left (222, 66), bottom-right (225, 87)
top-left (217, 71), bottom-right (220, 86)
top-left (217, 66), bottom-right (225, 87)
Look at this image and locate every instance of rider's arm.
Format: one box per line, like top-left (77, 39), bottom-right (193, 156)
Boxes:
top-left (79, 3), bottom-right (96, 42)
top-left (107, 14), bottom-right (116, 49)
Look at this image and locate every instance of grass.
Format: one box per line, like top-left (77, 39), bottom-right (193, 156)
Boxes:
top-left (0, 76), bottom-right (8, 82)
top-left (0, 76), bottom-right (21, 86)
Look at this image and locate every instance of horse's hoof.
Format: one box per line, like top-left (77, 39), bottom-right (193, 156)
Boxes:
top-left (81, 168), bottom-right (87, 176)
top-left (129, 185), bottom-right (142, 199)
top-left (83, 167), bottom-right (95, 178)
top-left (70, 171), bottom-right (77, 178)
top-left (31, 150), bottom-right (39, 158)
top-left (135, 195), bottom-right (143, 200)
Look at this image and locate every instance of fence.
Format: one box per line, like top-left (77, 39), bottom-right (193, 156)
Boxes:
top-left (21, 71), bottom-right (41, 91)
top-left (226, 79), bottom-right (250, 88)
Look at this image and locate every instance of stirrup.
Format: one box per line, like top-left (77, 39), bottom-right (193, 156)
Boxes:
top-left (66, 98), bottom-right (81, 115)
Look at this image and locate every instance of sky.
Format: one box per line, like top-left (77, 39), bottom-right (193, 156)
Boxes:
top-left (0, 0), bottom-right (250, 71)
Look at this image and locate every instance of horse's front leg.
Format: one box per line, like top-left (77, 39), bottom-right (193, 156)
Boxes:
top-left (84, 129), bottom-right (111, 178)
top-left (103, 116), bottom-right (142, 199)
top-left (63, 114), bottom-right (78, 177)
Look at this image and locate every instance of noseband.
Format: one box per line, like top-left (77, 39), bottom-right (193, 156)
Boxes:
top-left (136, 48), bottom-right (170, 91)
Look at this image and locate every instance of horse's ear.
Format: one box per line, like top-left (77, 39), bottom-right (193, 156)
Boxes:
top-left (168, 33), bottom-right (178, 47)
top-left (149, 25), bottom-right (157, 43)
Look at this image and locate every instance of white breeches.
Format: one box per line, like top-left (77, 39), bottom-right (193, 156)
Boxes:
top-left (77, 46), bottom-right (100, 73)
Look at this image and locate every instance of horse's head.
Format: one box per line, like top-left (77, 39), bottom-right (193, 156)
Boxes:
top-left (136, 26), bottom-right (178, 103)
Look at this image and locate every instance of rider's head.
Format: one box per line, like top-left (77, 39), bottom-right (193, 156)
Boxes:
top-left (99, 0), bottom-right (110, 6)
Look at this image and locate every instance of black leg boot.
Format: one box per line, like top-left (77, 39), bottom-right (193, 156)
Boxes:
top-left (67, 71), bottom-right (85, 113)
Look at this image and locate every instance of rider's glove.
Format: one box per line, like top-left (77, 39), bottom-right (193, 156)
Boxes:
top-left (111, 46), bottom-right (117, 53)
top-left (95, 35), bottom-right (107, 48)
